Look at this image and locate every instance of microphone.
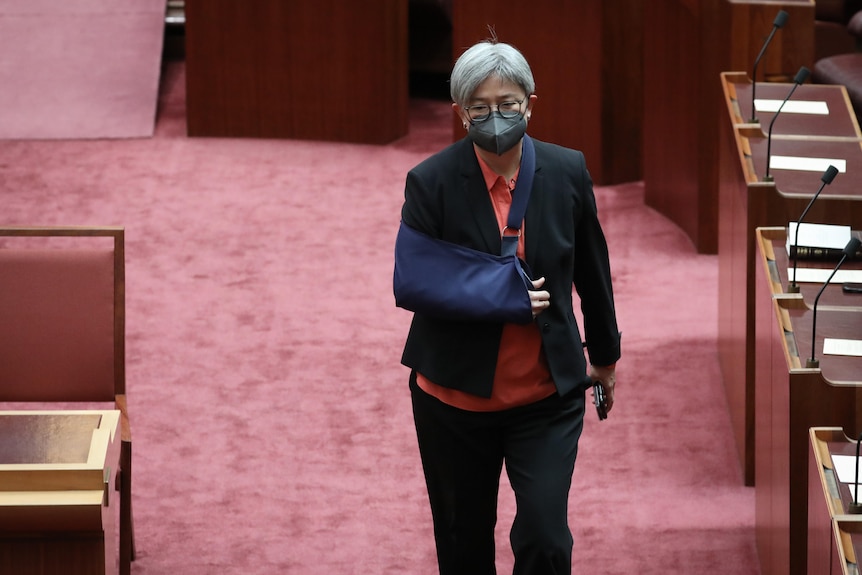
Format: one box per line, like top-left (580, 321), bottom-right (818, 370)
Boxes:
top-left (764, 66), bottom-right (810, 182)
top-left (788, 165), bottom-right (839, 293)
top-left (750, 9), bottom-right (789, 123)
top-left (806, 236), bottom-right (862, 367)
top-left (850, 430), bottom-right (862, 514)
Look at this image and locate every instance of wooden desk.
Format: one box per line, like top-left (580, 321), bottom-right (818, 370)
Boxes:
top-left (184, 0), bottom-right (408, 144)
top-left (718, 80), bottom-right (862, 484)
top-left (721, 71), bottom-right (861, 137)
top-left (0, 410), bottom-right (121, 575)
top-left (645, 0), bottom-right (815, 254)
top-left (755, 229), bottom-right (862, 575)
top-left (808, 428), bottom-right (862, 575)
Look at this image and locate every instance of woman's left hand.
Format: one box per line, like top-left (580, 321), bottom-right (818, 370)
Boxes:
top-left (528, 277), bottom-right (550, 319)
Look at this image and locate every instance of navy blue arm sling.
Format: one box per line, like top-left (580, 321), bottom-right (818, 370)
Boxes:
top-left (393, 135), bottom-right (536, 324)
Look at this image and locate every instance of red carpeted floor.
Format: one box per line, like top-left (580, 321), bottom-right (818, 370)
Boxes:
top-left (0, 61), bottom-right (760, 574)
top-left (0, 0), bottom-right (165, 140)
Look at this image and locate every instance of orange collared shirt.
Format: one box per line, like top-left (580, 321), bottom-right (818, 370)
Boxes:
top-left (416, 150), bottom-right (555, 411)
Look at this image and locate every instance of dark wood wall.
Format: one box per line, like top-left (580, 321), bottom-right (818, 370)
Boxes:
top-left (184, 0), bottom-right (409, 144)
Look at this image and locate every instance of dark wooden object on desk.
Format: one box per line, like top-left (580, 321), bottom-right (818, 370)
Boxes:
top-left (645, 0), bottom-right (815, 254)
top-left (450, 0), bottom-right (643, 185)
top-left (758, 228), bottom-right (862, 309)
top-left (754, 228), bottom-right (862, 575)
top-left (184, 0), bottom-right (408, 144)
top-left (718, 72), bottom-right (862, 485)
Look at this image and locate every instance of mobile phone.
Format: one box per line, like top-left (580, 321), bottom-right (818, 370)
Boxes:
top-left (592, 382), bottom-right (608, 421)
top-left (843, 283), bottom-right (862, 294)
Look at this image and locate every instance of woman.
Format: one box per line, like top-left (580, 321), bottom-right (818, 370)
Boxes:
top-left (395, 38), bottom-right (621, 575)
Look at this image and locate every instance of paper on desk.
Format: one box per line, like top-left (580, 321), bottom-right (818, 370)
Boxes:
top-left (769, 156), bottom-right (847, 173)
top-left (787, 222), bottom-right (851, 251)
top-left (823, 338), bottom-right (862, 357)
top-left (755, 99), bottom-right (830, 115)
top-left (831, 455), bottom-right (862, 484)
top-left (788, 268), bottom-right (862, 283)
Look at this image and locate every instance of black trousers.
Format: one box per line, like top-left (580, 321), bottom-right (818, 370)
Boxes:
top-left (410, 373), bottom-right (586, 575)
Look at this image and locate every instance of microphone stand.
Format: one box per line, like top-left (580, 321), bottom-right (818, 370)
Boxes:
top-left (750, 10), bottom-right (790, 123)
top-left (764, 66), bottom-right (810, 182)
top-left (788, 165), bottom-right (839, 293)
top-left (851, 430), bottom-right (862, 514)
top-left (807, 237), bottom-right (862, 367)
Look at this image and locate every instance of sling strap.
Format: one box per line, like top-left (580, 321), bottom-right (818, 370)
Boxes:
top-left (500, 135), bottom-right (535, 258)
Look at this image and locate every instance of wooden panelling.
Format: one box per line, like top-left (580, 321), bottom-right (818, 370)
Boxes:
top-left (185, 0), bottom-right (409, 144)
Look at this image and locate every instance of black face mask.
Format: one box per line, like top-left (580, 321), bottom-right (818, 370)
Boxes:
top-left (467, 112), bottom-right (527, 155)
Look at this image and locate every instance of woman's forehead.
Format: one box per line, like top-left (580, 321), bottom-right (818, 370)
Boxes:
top-left (470, 76), bottom-right (522, 99)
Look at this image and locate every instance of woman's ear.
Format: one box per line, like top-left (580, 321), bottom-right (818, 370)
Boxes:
top-left (452, 102), bottom-right (470, 130)
top-left (525, 94), bottom-right (538, 121)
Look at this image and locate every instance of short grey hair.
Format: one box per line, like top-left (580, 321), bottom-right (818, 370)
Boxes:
top-left (449, 40), bottom-right (535, 107)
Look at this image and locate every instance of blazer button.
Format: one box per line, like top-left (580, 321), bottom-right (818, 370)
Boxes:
top-left (542, 323), bottom-right (550, 333)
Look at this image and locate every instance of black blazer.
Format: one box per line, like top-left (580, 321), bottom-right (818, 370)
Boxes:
top-left (399, 136), bottom-right (620, 398)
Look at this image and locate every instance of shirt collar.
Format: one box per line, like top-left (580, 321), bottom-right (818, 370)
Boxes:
top-left (474, 149), bottom-right (520, 193)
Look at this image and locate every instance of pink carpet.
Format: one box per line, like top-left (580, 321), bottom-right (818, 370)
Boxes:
top-left (0, 61), bottom-right (760, 574)
top-left (0, 0), bottom-right (164, 140)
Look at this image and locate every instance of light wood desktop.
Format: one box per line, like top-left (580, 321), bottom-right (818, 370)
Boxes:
top-left (0, 410), bottom-right (121, 575)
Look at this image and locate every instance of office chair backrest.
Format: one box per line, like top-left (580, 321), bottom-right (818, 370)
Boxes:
top-left (0, 227), bottom-right (125, 402)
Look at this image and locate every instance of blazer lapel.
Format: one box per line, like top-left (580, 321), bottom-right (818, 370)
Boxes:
top-left (524, 149), bottom-right (545, 265)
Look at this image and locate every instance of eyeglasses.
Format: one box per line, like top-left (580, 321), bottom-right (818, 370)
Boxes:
top-left (464, 97), bottom-right (526, 123)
